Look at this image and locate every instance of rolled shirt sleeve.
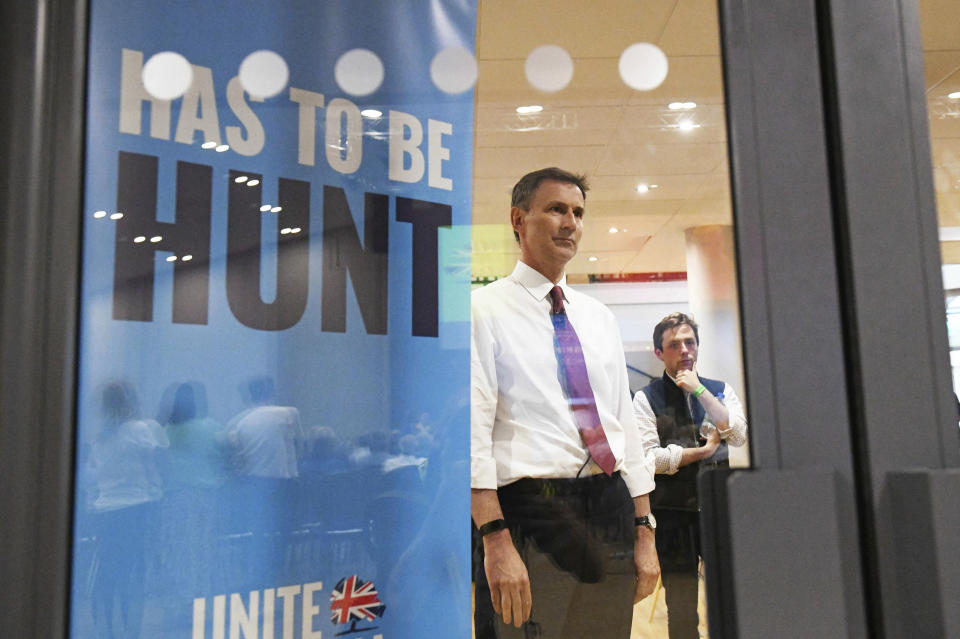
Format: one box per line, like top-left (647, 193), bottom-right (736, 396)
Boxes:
top-left (470, 298), bottom-right (499, 490)
top-left (633, 390), bottom-right (684, 474)
top-left (717, 383), bottom-right (748, 447)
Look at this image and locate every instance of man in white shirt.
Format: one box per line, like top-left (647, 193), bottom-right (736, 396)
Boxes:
top-left (472, 167), bottom-right (660, 638)
top-left (633, 312), bottom-right (748, 638)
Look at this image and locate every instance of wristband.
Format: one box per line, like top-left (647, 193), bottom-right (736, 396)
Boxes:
top-left (478, 518), bottom-right (508, 537)
top-left (693, 384), bottom-right (707, 398)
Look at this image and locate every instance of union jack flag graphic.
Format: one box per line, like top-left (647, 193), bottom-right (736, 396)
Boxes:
top-left (329, 575), bottom-right (386, 629)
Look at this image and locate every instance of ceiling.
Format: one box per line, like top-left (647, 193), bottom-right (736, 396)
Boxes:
top-left (470, 0), bottom-right (960, 279)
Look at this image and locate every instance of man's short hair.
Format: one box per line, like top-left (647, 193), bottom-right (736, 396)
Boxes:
top-left (510, 167), bottom-right (589, 241)
top-left (653, 312), bottom-right (700, 351)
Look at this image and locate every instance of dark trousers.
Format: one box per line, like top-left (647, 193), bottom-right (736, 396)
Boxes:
top-left (653, 509), bottom-right (702, 639)
top-left (474, 473), bottom-right (636, 639)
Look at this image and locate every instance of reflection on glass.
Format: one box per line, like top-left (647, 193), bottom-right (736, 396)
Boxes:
top-left (920, 0), bottom-right (960, 423)
top-left (471, 1), bottom-right (744, 637)
top-left (74, 1), bottom-right (474, 638)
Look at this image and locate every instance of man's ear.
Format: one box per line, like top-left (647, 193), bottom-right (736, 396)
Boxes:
top-left (510, 206), bottom-right (525, 239)
top-left (654, 348), bottom-right (664, 362)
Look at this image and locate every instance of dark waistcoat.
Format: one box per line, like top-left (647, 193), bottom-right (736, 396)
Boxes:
top-left (640, 373), bottom-right (727, 511)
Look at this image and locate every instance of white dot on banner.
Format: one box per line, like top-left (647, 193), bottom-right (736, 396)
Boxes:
top-left (525, 45), bottom-right (573, 92)
top-left (335, 49), bottom-right (384, 96)
top-left (619, 43), bottom-right (668, 91)
top-left (142, 51), bottom-right (193, 100)
top-left (238, 50), bottom-right (289, 99)
top-left (430, 46), bottom-right (477, 94)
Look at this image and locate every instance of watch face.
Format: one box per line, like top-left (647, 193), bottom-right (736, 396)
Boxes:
top-left (648, 512), bottom-right (657, 529)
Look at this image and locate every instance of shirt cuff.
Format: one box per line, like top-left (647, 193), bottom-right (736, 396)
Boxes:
top-left (471, 456), bottom-right (498, 490)
top-left (621, 464), bottom-right (656, 497)
top-left (661, 444), bottom-right (683, 475)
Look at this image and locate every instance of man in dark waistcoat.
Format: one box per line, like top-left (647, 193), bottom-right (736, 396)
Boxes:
top-left (633, 312), bottom-right (748, 639)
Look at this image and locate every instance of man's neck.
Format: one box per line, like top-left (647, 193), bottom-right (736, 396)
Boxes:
top-left (519, 258), bottom-right (565, 284)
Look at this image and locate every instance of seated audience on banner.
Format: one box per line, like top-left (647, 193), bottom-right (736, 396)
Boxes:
top-left (222, 375), bottom-right (304, 584)
top-left (471, 167), bottom-right (660, 639)
top-left (156, 380), bottom-right (226, 596)
top-left (86, 379), bottom-right (168, 639)
top-left (633, 312), bottom-right (748, 639)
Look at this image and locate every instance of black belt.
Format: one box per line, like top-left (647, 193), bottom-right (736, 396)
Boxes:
top-left (499, 471), bottom-right (622, 498)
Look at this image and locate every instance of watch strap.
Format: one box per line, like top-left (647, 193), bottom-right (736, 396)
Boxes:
top-left (478, 518), bottom-right (508, 537)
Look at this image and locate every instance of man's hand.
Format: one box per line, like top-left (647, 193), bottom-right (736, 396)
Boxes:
top-left (483, 529), bottom-right (532, 627)
top-left (700, 424), bottom-right (721, 456)
top-left (674, 369), bottom-right (702, 394)
top-left (633, 527), bottom-right (660, 602)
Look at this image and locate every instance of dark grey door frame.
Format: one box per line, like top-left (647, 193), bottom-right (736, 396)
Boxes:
top-left (3, 0), bottom-right (958, 637)
top-left (0, 0), bottom-right (87, 637)
top-left (820, 0), bottom-right (960, 636)
top-left (706, 1), bottom-right (869, 636)
top-left (708, 0), bottom-right (960, 637)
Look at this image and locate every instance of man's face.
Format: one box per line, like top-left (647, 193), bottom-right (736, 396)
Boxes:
top-left (655, 324), bottom-right (699, 377)
top-left (511, 179), bottom-right (585, 278)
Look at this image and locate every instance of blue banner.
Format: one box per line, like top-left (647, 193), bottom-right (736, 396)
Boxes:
top-left (71, 2), bottom-right (475, 637)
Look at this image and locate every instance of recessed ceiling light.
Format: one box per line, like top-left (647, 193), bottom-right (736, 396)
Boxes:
top-left (949, 91), bottom-right (960, 100)
top-left (247, 179), bottom-right (260, 187)
top-left (260, 204), bottom-right (272, 212)
top-left (677, 120), bottom-right (699, 132)
top-left (516, 105), bottom-right (543, 114)
top-left (110, 212), bottom-right (124, 220)
top-left (215, 144), bottom-right (230, 152)
top-left (636, 184), bottom-right (649, 193)
top-left (668, 101), bottom-right (697, 110)
top-left (133, 236), bottom-right (146, 243)
top-left (166, 255), bottom-right (177, 262)
top-left (608, 227), bottom-right (619, 234)
top-left (361, 108), bottom-right (383, 118)
top-left (93, 210), bottom-right (107, 219)
top-left (271, 206), bottom-right (282, 213)
top-left (588, 256), bottom-right (598, 262)
top-left (201, 141), bottom-right (217, 149)
top-left (182, 255), bottom-right (193, 262)
top-left (150, 235), bottom-right (162, 243)
top-left (235, 176), bottom-right (249, 183)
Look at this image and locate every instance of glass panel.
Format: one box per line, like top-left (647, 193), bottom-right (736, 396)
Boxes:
top-left (470, 1), bottom-right (745, 637)
top-left (70, 1), bottom-right (746, 638)
top-left (71, 2), bottom-right (474, 638)
top-left (920, 0), bottom-right (960, 412)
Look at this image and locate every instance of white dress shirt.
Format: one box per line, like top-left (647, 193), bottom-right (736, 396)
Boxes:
top-left (471, 261), bottom-right (656, 497)
top-left (225, 405), bottom-right (304, 478)
top-left (633, 379), bottom-right (748, 474)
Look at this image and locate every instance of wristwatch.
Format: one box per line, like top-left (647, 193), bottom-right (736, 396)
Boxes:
top-left (635, 513), bottom-right (657, 531)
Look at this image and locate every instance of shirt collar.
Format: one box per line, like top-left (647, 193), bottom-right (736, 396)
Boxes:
top-left (511, 260), bottom-right (570, 304)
